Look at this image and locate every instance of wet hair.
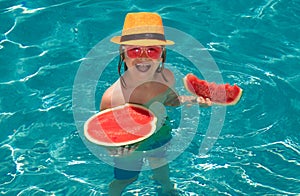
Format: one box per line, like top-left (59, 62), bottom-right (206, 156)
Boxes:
top-left (118, 45), bottom-right (168, 87)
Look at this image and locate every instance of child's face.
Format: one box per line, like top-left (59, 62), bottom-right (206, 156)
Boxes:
top-left (123, 45), bottom-right (163, 75)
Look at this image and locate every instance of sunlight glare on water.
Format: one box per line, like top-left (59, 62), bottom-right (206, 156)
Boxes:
top-left (0, 0), bottom-right (299, 195)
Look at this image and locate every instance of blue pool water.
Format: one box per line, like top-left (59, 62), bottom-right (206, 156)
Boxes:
top-left (1, 0), bottom-right (300, 195)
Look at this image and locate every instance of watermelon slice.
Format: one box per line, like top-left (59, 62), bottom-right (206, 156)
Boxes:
top-left (183, 73), bottom-right (243, 105)
top-left (84, 103), bottom-right (157, 146)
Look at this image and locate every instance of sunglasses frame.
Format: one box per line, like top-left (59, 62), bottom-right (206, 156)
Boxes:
top-left (122, 45), bottom-right (164, 59)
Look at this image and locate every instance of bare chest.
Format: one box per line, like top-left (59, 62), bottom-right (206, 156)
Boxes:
top-left (124, 82), bottom-right (169, 105)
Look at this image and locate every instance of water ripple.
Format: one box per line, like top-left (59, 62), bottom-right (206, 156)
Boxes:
top-left (4, 4), bottom-right (45, 14)
top-left (0, 0), bottom-right (299, 195)
top-left (251, 139), bottom-right (300, 166)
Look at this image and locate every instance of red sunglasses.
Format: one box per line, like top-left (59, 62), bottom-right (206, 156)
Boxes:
top-left (123, 46), bottom-right (163, 59)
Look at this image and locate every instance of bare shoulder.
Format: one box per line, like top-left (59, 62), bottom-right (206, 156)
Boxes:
top-left (162, 68), bottom-right (175, 86)
top-left (100, 83), bottom-right (116, 110)
top-left (100, 80), bottom-right (126, 110)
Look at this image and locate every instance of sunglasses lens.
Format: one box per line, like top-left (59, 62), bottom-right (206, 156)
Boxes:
top-left (126, 47), bottom-right (141, 58)
top-left (146, 47), bottom-right (162, 59)
top-left (125, 46), bottom-right (162, 59)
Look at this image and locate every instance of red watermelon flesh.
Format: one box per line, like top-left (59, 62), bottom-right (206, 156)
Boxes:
top-left (84, 104), bottom-right (157, 146)
top-left (183, 73), bottom-right (242, 105)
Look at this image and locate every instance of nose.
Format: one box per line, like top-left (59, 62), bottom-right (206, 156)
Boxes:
top-left (140, 48), bottom-right (148, 58)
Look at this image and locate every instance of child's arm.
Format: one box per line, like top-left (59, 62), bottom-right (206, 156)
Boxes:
top-left (164, 88), bottom-right (212, 107)
top-left (179, 95), bottom-right (212, 107)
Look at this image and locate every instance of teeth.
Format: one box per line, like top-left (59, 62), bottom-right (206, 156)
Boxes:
top-left (136, 63), bottom-right (150, 66)
top-left (135, 63), bottom-right (151, 72)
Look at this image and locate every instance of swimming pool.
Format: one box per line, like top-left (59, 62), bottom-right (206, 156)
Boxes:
top-left (1, 0), bottom-right (299, 195)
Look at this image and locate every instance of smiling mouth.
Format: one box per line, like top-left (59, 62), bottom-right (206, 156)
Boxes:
top-left (135, 63), bottom-right (151, 72)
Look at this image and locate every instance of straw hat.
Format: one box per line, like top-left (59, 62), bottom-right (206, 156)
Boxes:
top-left (111, 12), bottom-right (174, 46)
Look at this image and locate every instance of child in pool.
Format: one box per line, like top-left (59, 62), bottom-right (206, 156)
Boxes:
top-left (100, 12), bottom-right (211, 196)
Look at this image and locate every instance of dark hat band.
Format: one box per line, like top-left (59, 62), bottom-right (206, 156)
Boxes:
top-left (120, 33), bottom-right (166, 42)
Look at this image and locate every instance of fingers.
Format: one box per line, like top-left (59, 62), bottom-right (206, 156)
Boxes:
top-left (205, 98), bottom-right (212, 106)
top-left (197, 96), bottom-right (205, 104)
top-left (107, 143), bottom-right (140, 157)
top-left (196, 96), bottom-right (212, 107)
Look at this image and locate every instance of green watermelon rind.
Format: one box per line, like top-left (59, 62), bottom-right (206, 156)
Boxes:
top-left (183, 73), bottom-right (243, 105)
top-left (84, 103), bottom-right (157, 147)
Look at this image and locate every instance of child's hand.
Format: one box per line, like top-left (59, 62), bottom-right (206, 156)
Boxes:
top-left (179, 95), bottom-right (212, 107)
top-left (106, 143), bottom-right (140, 157)
top-left (196, 96), bottom-right (212, 107)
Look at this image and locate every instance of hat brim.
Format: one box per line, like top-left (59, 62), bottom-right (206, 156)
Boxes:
top-left (110, 36), bottom-right (174, 46)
